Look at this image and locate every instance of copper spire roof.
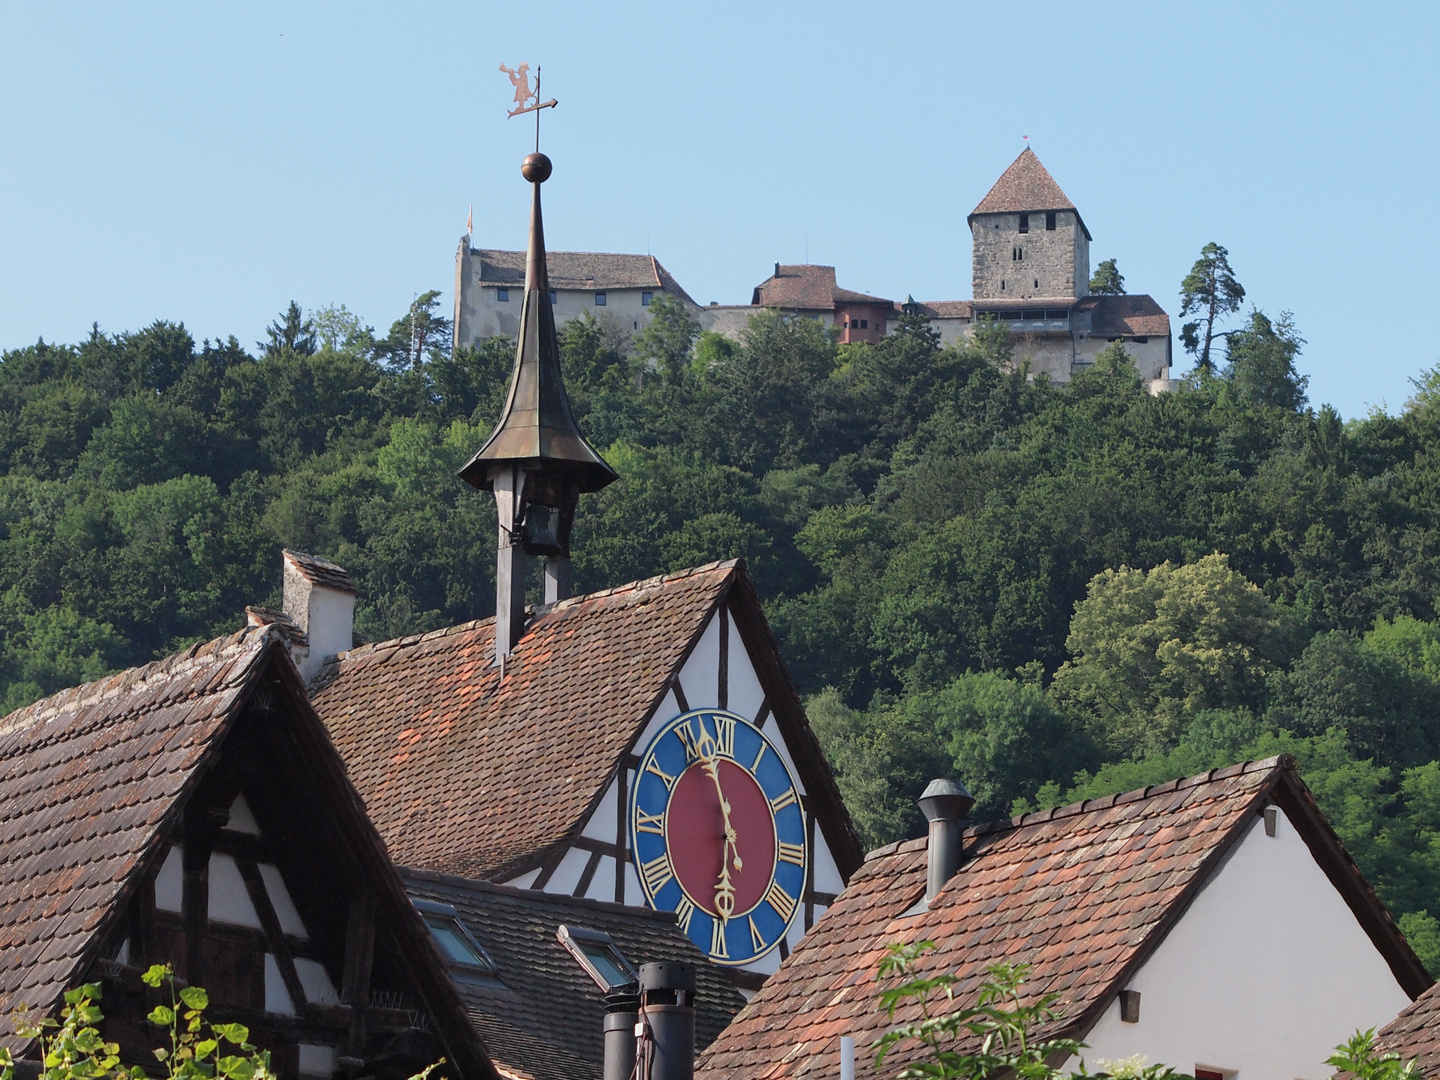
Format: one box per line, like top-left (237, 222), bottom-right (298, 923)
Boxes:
top-left (968, 148), bottom-right (1090, 239)
top-left (459, 153), bottom-right (618, 494)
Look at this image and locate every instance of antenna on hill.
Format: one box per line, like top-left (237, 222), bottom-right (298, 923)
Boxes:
top-left (500, 62), bottom-right (558, 152)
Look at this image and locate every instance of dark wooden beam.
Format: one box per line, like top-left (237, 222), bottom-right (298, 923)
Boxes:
top-left (234, 855), bottom-right (308, 1015)
top-left (340, 894), bottom-right (376, 1059)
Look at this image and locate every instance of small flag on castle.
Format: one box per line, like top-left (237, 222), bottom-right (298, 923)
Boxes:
top-left (466, 203), bottom-right (473, 237)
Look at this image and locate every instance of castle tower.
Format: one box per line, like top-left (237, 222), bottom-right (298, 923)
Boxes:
top-left (968, 149), bottom-right (1092, 301)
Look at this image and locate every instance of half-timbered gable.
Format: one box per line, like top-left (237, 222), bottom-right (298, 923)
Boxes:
top-left (0, 626), bottom-right (494, 1080)
top-left (312, 559), bottom-right (862, 986)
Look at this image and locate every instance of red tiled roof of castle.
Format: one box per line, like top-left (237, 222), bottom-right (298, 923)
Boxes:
top-left (970, 149), bottom-right (1091, 240)
top-left (1075, 293), bottom-right (1171, 337)
top-left (1377, 985), bottom-right (1440, 1076)
top-left (752, 265), bottom-right (890, 310)
top-left (697, 756), bottom-right (1428, 1080)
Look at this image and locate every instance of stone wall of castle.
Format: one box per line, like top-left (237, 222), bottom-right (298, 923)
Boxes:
top-left (971, 210), bottom-right (1089, 300)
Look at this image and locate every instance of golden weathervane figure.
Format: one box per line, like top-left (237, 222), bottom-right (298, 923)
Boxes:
top-left (500, 62), bottom-right (558, 151)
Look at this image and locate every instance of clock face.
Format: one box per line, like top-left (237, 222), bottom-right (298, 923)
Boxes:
top-left (630, 709), bottom-right (807, 966)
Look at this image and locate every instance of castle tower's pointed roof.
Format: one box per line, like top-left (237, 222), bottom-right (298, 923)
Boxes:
top-left (459, 153), bottom-right (618, 493)
top-left (968, 148), bottom-right (1090, 239)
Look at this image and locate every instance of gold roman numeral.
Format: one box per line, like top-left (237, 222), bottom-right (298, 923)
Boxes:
top-left (765, 881), bottom-right (797, 923)
top-left (710, 917), bottom-right (729, 959)
top-left (645, 759), bottom-right (678, 791)
top-left (769, 788), bottom-right (798, 813)
top-left (778, 841), bottom-right (805, 865)
top-left (635, 809), bottom-right (665, 835)
top-left (674, 894), bottom-right (695, 934)
top-left (675, 719), bottom-right (701, 762)
top-left (712, 714), bottom-right (735, 758)
top-left (751, 743), bottom-right (766, 772)
top-left (748, 916), bottom-right (765, 953)
top-left (641, 852), bottom-right (674, 895)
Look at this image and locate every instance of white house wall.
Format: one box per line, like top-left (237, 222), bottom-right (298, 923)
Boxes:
top-left (1080, 807), bottom-right (1413, 1080)
top-left (509, 602), bottom-right (845, 979)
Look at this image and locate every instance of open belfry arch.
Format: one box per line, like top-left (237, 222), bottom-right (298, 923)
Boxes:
top-left (312, 148), bottom-right (862, 989)
top-left (0, 626), bottom-right (495, 1080)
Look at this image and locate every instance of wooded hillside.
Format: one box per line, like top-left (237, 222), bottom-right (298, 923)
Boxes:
top-left (7, 294), bottom-right (1440, 969)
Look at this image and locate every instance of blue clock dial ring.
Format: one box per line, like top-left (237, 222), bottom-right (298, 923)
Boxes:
top-left (630, 708), bottom-right (807, 966)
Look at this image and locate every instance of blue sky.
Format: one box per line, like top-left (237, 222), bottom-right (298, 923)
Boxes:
top-left (1, 1), bottom-right (1435, 419)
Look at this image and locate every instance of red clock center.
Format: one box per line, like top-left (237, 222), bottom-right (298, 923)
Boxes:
top-left (665, 759), bottom-right (777, 917)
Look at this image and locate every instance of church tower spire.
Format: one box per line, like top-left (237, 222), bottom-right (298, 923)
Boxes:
top-left (459, 151), bottom-right (618, 662)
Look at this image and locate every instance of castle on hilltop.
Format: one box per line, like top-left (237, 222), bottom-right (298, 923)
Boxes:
top-left (453, 149), bottom-right (1171, 390)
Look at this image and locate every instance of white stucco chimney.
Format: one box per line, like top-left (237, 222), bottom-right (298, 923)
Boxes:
top-left (279, 549), bottom-right (357, 687)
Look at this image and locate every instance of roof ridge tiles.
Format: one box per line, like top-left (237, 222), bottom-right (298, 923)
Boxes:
top-left (0, 625), bottom-right (274, 740)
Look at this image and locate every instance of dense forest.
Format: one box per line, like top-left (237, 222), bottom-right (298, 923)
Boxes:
top-left (8, 278), bottom-right (1440, 970)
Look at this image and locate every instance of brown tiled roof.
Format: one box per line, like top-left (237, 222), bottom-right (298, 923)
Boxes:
top-left (908, 300), bottom-right (974, 319)
top-left (1378, 986), bottom-right (1440, 1076)
top-left (969, 149), bottom-right (1090, 239)
top-left (283, 548), bottom-right (358, 594)
top-left (313, 561), bottom-right (860, 883)
top-left (1073, 293), bottom-right (1171, 337)
top-left (404, 868), bottom-right (745, 1080)
top-left (0, 628), bottom-right (273, 1045)
top-left (474, 250), bottom-right (697, 306)
top-left (751, 266), bottom-right (890, 310)
top-left (698, 757), bottom-right (1429, 1080)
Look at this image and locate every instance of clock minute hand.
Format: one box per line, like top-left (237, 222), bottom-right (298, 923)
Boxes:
top-left (701, 751), bottom-right (742, 922)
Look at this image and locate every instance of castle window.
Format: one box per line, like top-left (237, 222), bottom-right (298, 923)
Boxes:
top-left (1018, 214), bottom-right (1029, 233)
top-left (549, 290), bottom-right (557, 304)
top-left (1018, 247), bottom-right (1023, 260)
top-left (496, 288), bottom-right (509, 302)
top-left (1001, 279), bottom-right (1005, 290)
top-left (1046, 212), bottom-right (1057, 230)
top-left (1034, 279), bottom-right (1039, 288)
top-left (860, 319), bottom-right (868, 329)
top-left (594, 292), bottom-right (606, 306)
top-left (642, 291), bottom-right (653, 306)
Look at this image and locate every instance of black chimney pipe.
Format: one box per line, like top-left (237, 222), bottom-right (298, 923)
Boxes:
top-left (603, 988), bottom-right (640, 1080)
top-left (918, 778), bottom-right (975, 904)
top-left (638, 962), bottom-right (695, 1080)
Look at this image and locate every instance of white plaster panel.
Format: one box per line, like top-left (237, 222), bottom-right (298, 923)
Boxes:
top-left (259, 864), bottom-right (308, 939)
top-left (678, 612), bottom-right (721, 709)
top-left (727, 619), bottom-right (767, 723)
top-left (764, 721), bottom-right (808, 797)
top-left (295, 958), bottom-right (339, 1005)
top-left (623, 861), bottom-right (642, 907)
top-left (1079, 811), bottom-right (1413, 1080)
top-left (156, 845), bottom-right (183, 912)
top-left (225, 794), bottom-right (262, 836)
top-left (207, 854), bottom-right (261, 928)
top-left (543, 846), bottom-right (592, 897)
top-left (501, 867), bottom-right (542, 890)
top-left (634, 691), bottom-right (682, 751)
top-left (746, 945), bottom-right (782, 977)
top-left (584, 855), bottom-right (617, 902)
top-left (264, 954), bottom-right (296, 1015)
top-left (581, 777), bottom-right (620, 841)
top-left (298, 1045), bottom-right (336, 1077)
top-left (811, 835), bottom-right (846, 896)
top-left (785, 909), bottom-right (809, 953)
top-left (308, 588), bottom-right (356, 665)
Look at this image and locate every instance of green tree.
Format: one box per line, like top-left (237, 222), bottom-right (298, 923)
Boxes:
top-left (1222, 310), bottom-right (1308, 411)
top-left (632, 294), bottom-right (701, 386)
top-left (1050, 554), bottom-right (1289, 757)
top-left (1178, 243), bottom-right (1246, 371)
top-left (378, 291), bottom-right (451, 369)
top-left (1088, 259), bottom-right (1126, 296)
top-left (258, 301), bottom-right (316, 358)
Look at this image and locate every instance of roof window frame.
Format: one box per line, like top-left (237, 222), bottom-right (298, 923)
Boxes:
top-left (413, 898), bottom-right (499, 976)
top-left (557, 924), bottom-right (639, 993)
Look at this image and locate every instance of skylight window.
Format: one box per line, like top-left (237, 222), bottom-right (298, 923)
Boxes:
top-left (412, 899), bottom-right (496, 974)
top-left (557, 925), bottom-right (638, 992)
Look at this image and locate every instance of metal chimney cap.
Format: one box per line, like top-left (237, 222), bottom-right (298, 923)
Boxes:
top-left (918, 778), bottom-right (975, 823)
top-left (639, 961), bottom-right (695, 994)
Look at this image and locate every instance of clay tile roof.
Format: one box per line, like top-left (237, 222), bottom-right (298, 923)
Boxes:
top-left (312, 562), bottom-right (742, 880)
top-left (751, 266), bottom-right (892, 311)
top-left (404, 868), bottom-right (745, 1080)
top-left (283, 548), bottom-right (358, 594)
top-left (1072, 293), bottom-right (1171, 337)
top-left (697, 757), bottom-right (1430, 1080)
top-left (474, 250), bottom-right (697, 306)
top-left (0, 627), bottom-right (277, 1047)
top-left (969, 149), bottom-right (1090, 240)
top-left (908, 300), bottom-right (974, 319)
top-left (1378, 984), bottom-right (1440, 1075)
